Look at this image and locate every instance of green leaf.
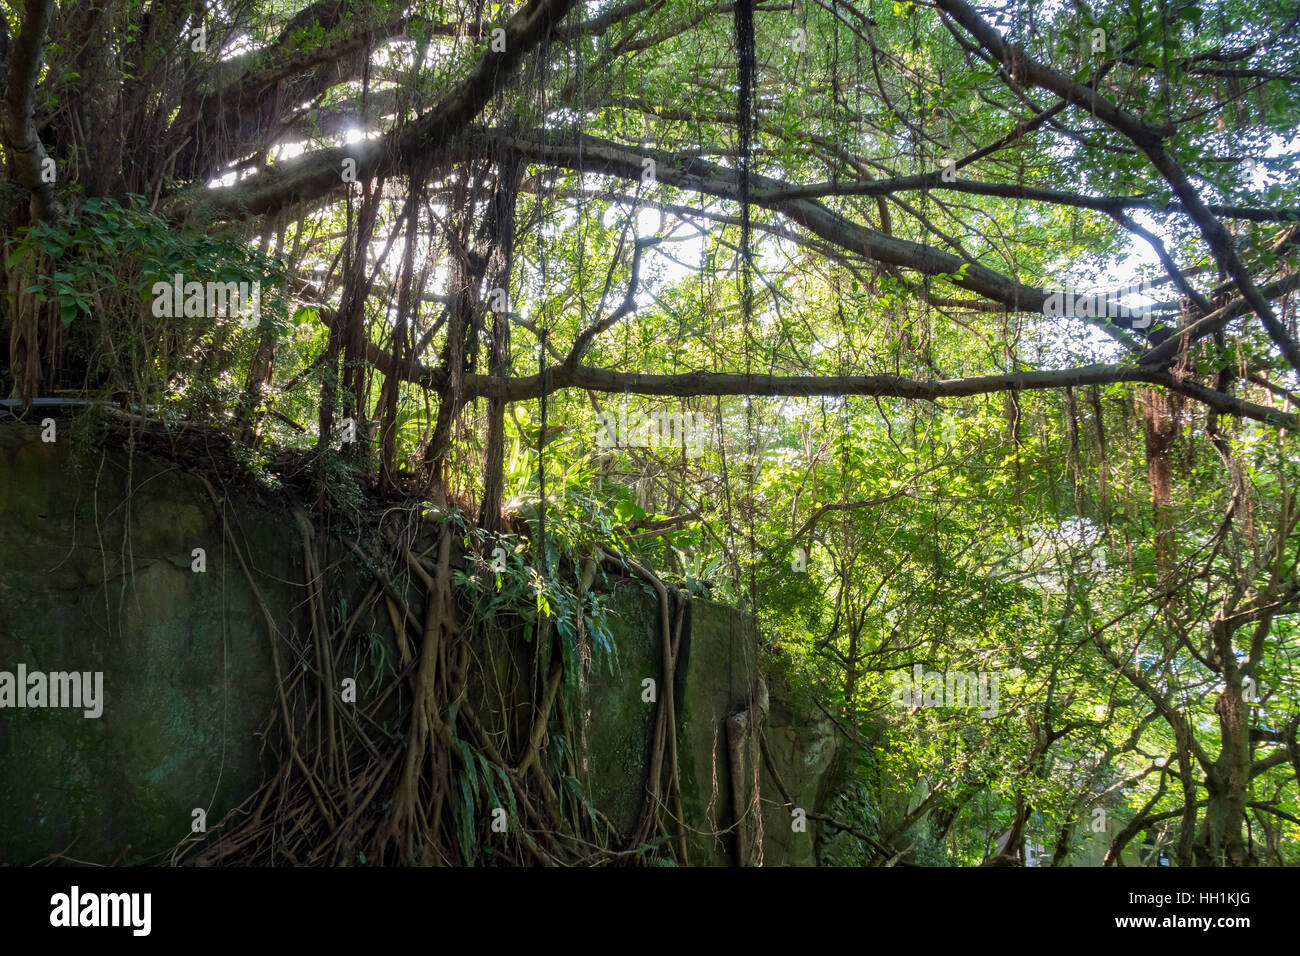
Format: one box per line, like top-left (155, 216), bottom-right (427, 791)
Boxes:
top-left (614, 500), bottom-right (646, 524)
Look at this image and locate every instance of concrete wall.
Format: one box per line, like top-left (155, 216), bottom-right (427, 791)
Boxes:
top-left (0, 421), bottom-right (837, 865)
top-left (0, 423), bottom-right (283, 864)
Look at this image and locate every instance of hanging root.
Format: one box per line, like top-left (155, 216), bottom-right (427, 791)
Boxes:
top-left (597, 546), bottom-right (689, 863)
top-left (170, 501), bottom-right (690, 866)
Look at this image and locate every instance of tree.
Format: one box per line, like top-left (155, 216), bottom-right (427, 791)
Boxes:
top-left (2, 0), bottom-right (1296, 865)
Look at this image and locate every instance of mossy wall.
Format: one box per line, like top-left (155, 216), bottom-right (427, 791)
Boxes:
top-left (0, 423), bottom-right (282, 864)
top-left (0, 421), bottom-right (838, 865)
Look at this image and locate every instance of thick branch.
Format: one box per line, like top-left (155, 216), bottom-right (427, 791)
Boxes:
top-left (762, 175), bottom-right (1299, 225)
top-left (2, 0), bottom-right (57, 220)
top-left (491, 130), bottom-right (1055, 315)
top-left (453, 362), bottom-right (1296, 429)
top-left (934, 0), bottom-right (1300, 375)
top-left (172, 0), bottom-right (580, 222)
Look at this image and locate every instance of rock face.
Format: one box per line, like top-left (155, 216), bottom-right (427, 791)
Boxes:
top-left (0, 422), bottom-right (837, 865)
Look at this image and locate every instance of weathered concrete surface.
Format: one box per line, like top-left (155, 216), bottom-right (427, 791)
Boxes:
top-left (759, 695), bottom-right (838, 866)
top-left (0, 424), bottom-right (283, 864)
top-left (676, 599), bottom-right (760, 865)
top-left (581, 580), bottom-right (660, 838)
top-left (0, 422), bottom-right (838, 865)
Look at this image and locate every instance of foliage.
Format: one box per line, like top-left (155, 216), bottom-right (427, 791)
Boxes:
top-left (3, 0), bottom-right (1299, 866)
top-left (9, 196), bottom-right (289, 412)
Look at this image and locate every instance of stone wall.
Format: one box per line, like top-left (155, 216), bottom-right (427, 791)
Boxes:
top-left (0, 420), bottom-right (837, 865)
top-left (0, 423), bottom-right (283, 864)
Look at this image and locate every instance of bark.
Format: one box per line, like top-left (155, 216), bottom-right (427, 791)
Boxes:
top-left (316, 181), bottom-right (381, 502)
top-left (465, 362), bottom-right (1293, 429)
top-left (477, 156), bottom-right (523, 533)
top-left (496, 131), bottom-right (1053, 319)
top-left (1195, 613), bottom-right (1254, 865)
top-left (309, 299), bottom-right (1296, 430)
top-left (169, 2), bottom-right (414, 183)
top-left (376, 186), bottom-right (424, 494)
top-left (2, 0), bottom-right (58, 221)
top-left (2, 0), bottom-right (57, 402)
top-left (420, 178), bottom-right (480, 498)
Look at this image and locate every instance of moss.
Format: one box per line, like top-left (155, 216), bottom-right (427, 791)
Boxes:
top-left (581, 581), bottom-right (659, 836)
top-left (0, 422), bottom-right (840, 866)
top-left (0, 423), bottom-right (282, 864)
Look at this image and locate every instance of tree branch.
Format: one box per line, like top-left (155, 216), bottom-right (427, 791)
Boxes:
top-left (564, 236), bottom-right (660, 368)
top-left (2, 0), bottom-right (58, 221)
top-left (171, 0), bottom-right (580, 222)
top-left (934, 0), bottom-right (1300, 376)
top-left (456, 361), bottom-right (1296, 428)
